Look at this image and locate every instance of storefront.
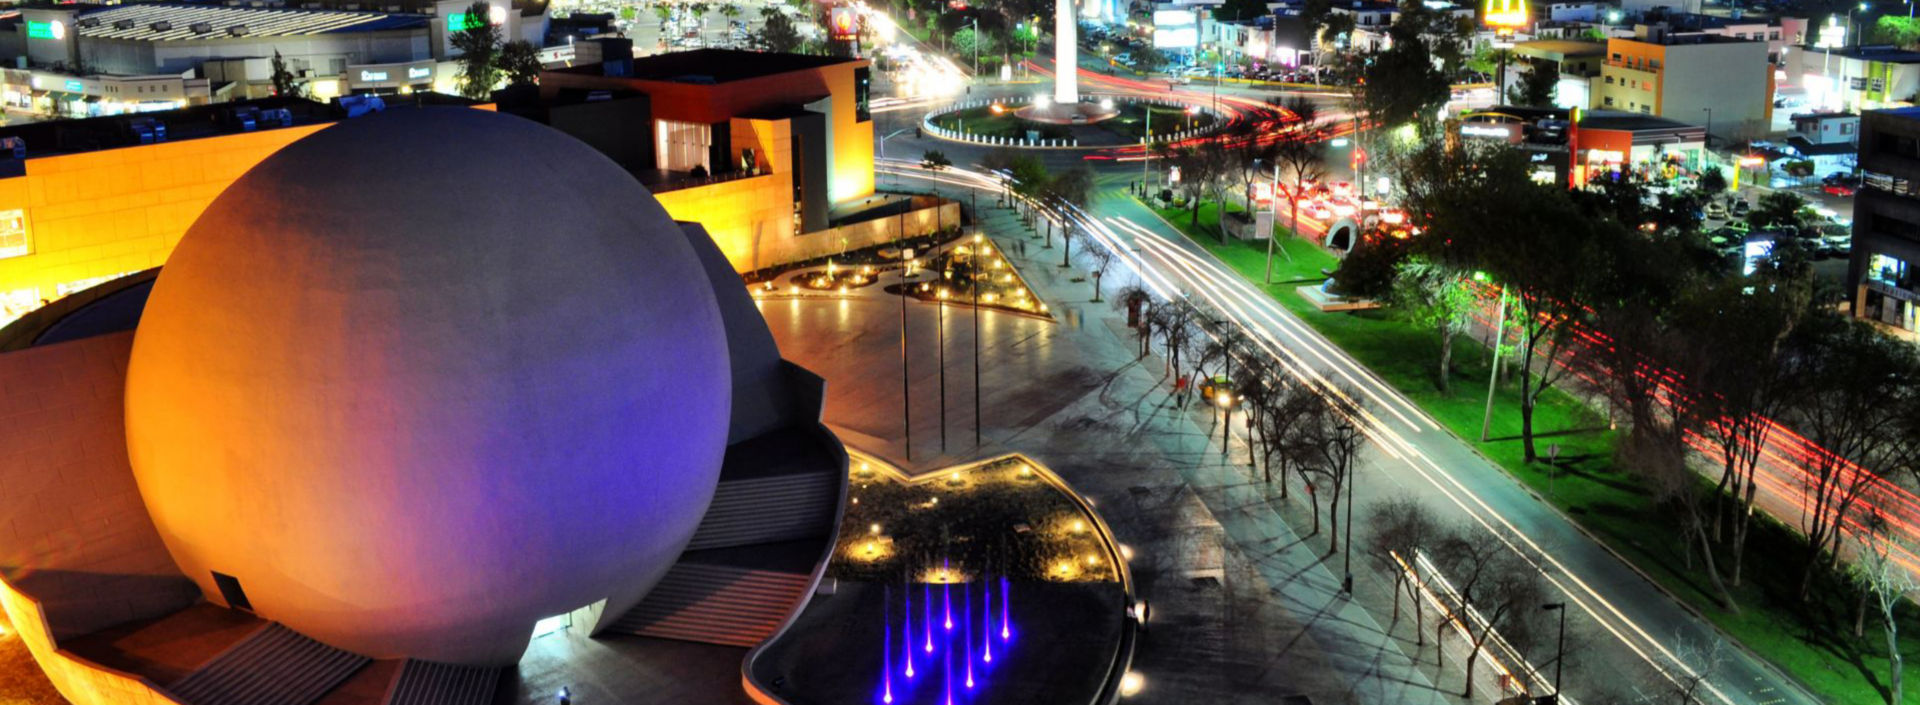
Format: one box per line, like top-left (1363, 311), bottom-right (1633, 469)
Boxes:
top-left (1864, 253), bottom-right (1918, 334)
top-left (344, 60), bottom-right (440, 96)
top-left (0, 71), bottom-right (203, 118)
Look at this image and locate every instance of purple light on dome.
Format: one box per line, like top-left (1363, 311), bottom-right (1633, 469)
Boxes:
top-left (905, 587), bottom-right (916, 679)
top-left (884, 585), bottom-right (894, 704)
top-left (924, 582), bottom-right (934, 653)
top-left (964, 581), bottom-right (975, 689)
top-left (943, 559), bottom-right (953, 631)
top-left (1000, 576), bottom-right (1011, 642)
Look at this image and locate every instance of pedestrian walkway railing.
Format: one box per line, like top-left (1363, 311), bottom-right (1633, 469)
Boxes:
top-left (920, 94), bottom-right (1224, 149)
top-left (1393, 548), bottom-right (1563, 704)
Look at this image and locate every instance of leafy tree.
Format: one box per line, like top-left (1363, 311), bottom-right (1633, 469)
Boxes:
top-left (1747, 190), bottom-right (1816, 230)
top-left (653, 4), bottom-right (672, 23)
top-left (1329, 227), bottom-right (1410, 297)
top-left (1698, 165), bottom-right (1728, 194)
top-left (1320, 13), bottom-right (1357, 53)
top-left (1852, 513), bottom-right (1918, 705)
top-left (452, 1), bottom-right (503, 99)
top-left (269, 49), bottom-right (303, 98)
top-left (1133, 48), bottom-right (1169, 75)
top-left (1217, 0), bottom-right (1269, 21)
top-left (755, 6), bottom-right (805, 53)
top-left (921, 149), bottom-right (952, 170)
top-left (1360, 21), bottom-right (1451, 132)
top-left (1510, 58), bottom-right (1559, 107)
top-left (1870, 16), bottom-right (1920, 48)
top-left (619, 5), bottom-right (637, 21)
top-left (1388, 256), bottom-right (1477, 395)
top-left (498, 40), bottom-right (542, 87)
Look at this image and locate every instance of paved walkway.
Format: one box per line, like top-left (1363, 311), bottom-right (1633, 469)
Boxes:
top-left (764, 191), bottom-right (1484, 704)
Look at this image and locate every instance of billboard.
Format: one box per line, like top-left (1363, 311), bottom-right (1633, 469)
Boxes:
top-left (830, 6), bottom-right (860, 40)
top-left (1152, 9), bottom-right (1197, 49)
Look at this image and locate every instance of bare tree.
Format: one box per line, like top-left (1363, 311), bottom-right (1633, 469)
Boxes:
top-left (1630, 633), bottom-right (1728, 705)
top-left (1266, 95), bottom-right (1324, 282)
top-left (1780, 316), bottom-right (1920, 599)
top-left (1852, 512), bottom-right (1917, 705)
top-left (1366, 496), bottom-right (1442, 640)
top-left (1281, 382), bottom-right (1366, 546)
top-left (1112, 284), bottom-right (1156, 358)
top-left (1076, 229), bottom-right (1116, 301)
top-left (1432, 526), bottom-right (1547, 699)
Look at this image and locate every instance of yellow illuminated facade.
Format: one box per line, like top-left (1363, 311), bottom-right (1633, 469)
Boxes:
top-left (0, 124), bottom-right (330, 326)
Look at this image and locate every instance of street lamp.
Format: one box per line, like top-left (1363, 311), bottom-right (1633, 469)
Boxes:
top-left (1338, 422), bottom-right (1356, 595)
top-left (1541, 603), bottom-right (1569, 703)
top-left (1215, 391), bottom-right (1237, 457)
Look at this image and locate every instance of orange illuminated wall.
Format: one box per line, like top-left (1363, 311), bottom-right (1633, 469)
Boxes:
top-left (0, 124), bottom-right (332, 325)
top-left (0, 578), bottom-right (189, 705)
top-left (1599, 39), bottom-right (1668, 114)
top-left (543, 60), bottom-right (876, 206)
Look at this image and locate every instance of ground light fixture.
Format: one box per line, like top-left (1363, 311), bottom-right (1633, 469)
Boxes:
top-left (1120, 671), bottom-right (1145, 697)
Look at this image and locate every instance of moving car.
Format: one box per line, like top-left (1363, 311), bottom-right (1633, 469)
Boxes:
top-left (1823, 183), bottom-right (1857, 197)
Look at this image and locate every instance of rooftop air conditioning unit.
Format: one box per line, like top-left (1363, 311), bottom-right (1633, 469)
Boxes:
top-left (228, 24), bottom-right (249, 36)
top-left (113, 19), bottom-right (135, 30)
top-left (191, 22), bottom-right (212, 34)
top-left (150, 21), bottom-right (172, 32)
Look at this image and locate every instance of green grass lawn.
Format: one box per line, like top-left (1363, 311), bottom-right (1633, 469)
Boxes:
top-left (1145, 197), bottom-right (1920, 704)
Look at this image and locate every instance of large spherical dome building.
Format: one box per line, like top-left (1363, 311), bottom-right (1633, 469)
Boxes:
top-left (122, 108), bottom-right (734, 666)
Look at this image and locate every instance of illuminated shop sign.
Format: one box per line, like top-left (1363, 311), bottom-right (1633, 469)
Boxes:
top-left (829, 6), bottom-right (858, 40)
top-left (1460, 124), bottom-right (1513, 139)
top-left (360, 70), bottom-right (389, 82)
top-left (447, 12), bottom-right (483, 32)
top-left (407, 66), bottom-right (431, 80)
top-left (1483, 0), bottom-right (1529, 29)
top-left (64, 80), bottom-right (83, 92)
top-left (26, 20), bottom-right (64, 40)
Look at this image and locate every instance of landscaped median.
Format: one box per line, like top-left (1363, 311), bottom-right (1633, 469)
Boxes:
top-left (1142, 197), bottom-right (1920, 705)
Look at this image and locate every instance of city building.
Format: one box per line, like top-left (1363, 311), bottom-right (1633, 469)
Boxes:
top-left (1789, 45), bottom-right (1920, 115)
top-left (1592, 25), bottom-right (1773, 139)
top-left (1457, 106), bottom-right (1708, 187)
top-left (1542, 2), bottom-right (1604, 22)
top-left (0, 47), bottom-right (909, 329)
top-left (0, 105), bottom-right (847, 702)
top-left (1850, 106), bottom-right (1920, 337)
top-left (1512, 38), bottom-right (1607, 109)
top-left (1785, 110), bottom-right (1860, 172)
top-left (0, 0), bottom-right (549, 117)
top-left (535, 47), bottom-right (895, 271)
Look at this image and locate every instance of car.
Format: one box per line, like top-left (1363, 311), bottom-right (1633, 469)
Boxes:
top-left (1705, 201), bottom-right (1729, 219)
top-left (1730, 199), bottom-right (1752, 217)
top-left (1818, 224), bottom-right (1852, 256)
top-left (1673, 176), bottom-right (1699, 192)
top-left (1823, 183), bottom-right (1857, 197)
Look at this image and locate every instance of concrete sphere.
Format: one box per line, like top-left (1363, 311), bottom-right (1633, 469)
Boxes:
top-left (123, 108), bottom-right (731, 665)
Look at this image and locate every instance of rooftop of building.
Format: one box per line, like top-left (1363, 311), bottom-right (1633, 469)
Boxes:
top-left (1513, 38), bottom-right (1607, 56)
top-left (0, 93), bottom-right (478, 162)
top-left (1791, 110), bottom-right (1858, 123)
top-left (1577, 110), bottom-right (1701, 132)
top-left (1618, 28), bottom-right (1763, 45)
top-left (1804, 44), bottom-right (1920, 63)
top-left (622, 49), bottom-right (859, 84)
top-left (70, 3), bottom-right (427, 41)
top-left (1867, 106), bottom-right (1920, 121)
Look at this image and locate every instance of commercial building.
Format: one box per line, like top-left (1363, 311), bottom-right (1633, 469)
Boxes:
top-left (1457, 106), bottom-right (1708, 187)
top-left (1592, 25), bottom-right (1773, 139)
top-left (0, 47), bottom-right (901, 329)
top-left (1789, 45), bottom-right (1920, 115)
top-left (1512, 39), bottom-right (1607, 109)
top-left (0, 0), bottom-right (549, 117)
top-left (1850, 107), bottom-right (1920, 337)
top-left (1785, 110), bottom-right (1859, 172)
top-left (535, 47), bottom-right (885, 271)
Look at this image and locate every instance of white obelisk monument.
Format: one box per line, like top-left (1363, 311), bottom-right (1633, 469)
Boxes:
top-left (1054, 0), bottom-right (1078, 105)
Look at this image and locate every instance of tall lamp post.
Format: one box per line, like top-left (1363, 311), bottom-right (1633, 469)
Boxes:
top-left (1215, 391), bottom-right (1238, 457)
top-left (971, 234), bottom-right (983, 448)
top-left (1338, 422), bottom-right (1356, 595)
top-left (1541, 602), bottom-right (1569, 704)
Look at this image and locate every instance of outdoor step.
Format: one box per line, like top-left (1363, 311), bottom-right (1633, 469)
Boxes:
top-left (686, 471), bottom-right (837, 551)
top-left (606, 561), bottom-right (811, 647)
top-left (383, 660), bottom-right (499, 705)
top-left (168, 623), bottom-right (369, 705)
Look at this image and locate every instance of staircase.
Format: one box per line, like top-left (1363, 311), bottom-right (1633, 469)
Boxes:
top-left (384, 659), bottom-right (500, 705)
top-left (168, 623), bottom-right (368, 705)
top-left (684, 471), bottom-right (838, 550)
top-left (607, 562), bottom-right (812, 647)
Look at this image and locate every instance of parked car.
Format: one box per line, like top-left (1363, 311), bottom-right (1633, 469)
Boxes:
top-left (1823, 183), bottom-right (1857, 197)
top-left (1705, 201), bottom-right (1729, 219)
top-left (1730, 199), bottom-right (1752, 217)
top-left (1818, 224), bottom-right (1852, 257)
